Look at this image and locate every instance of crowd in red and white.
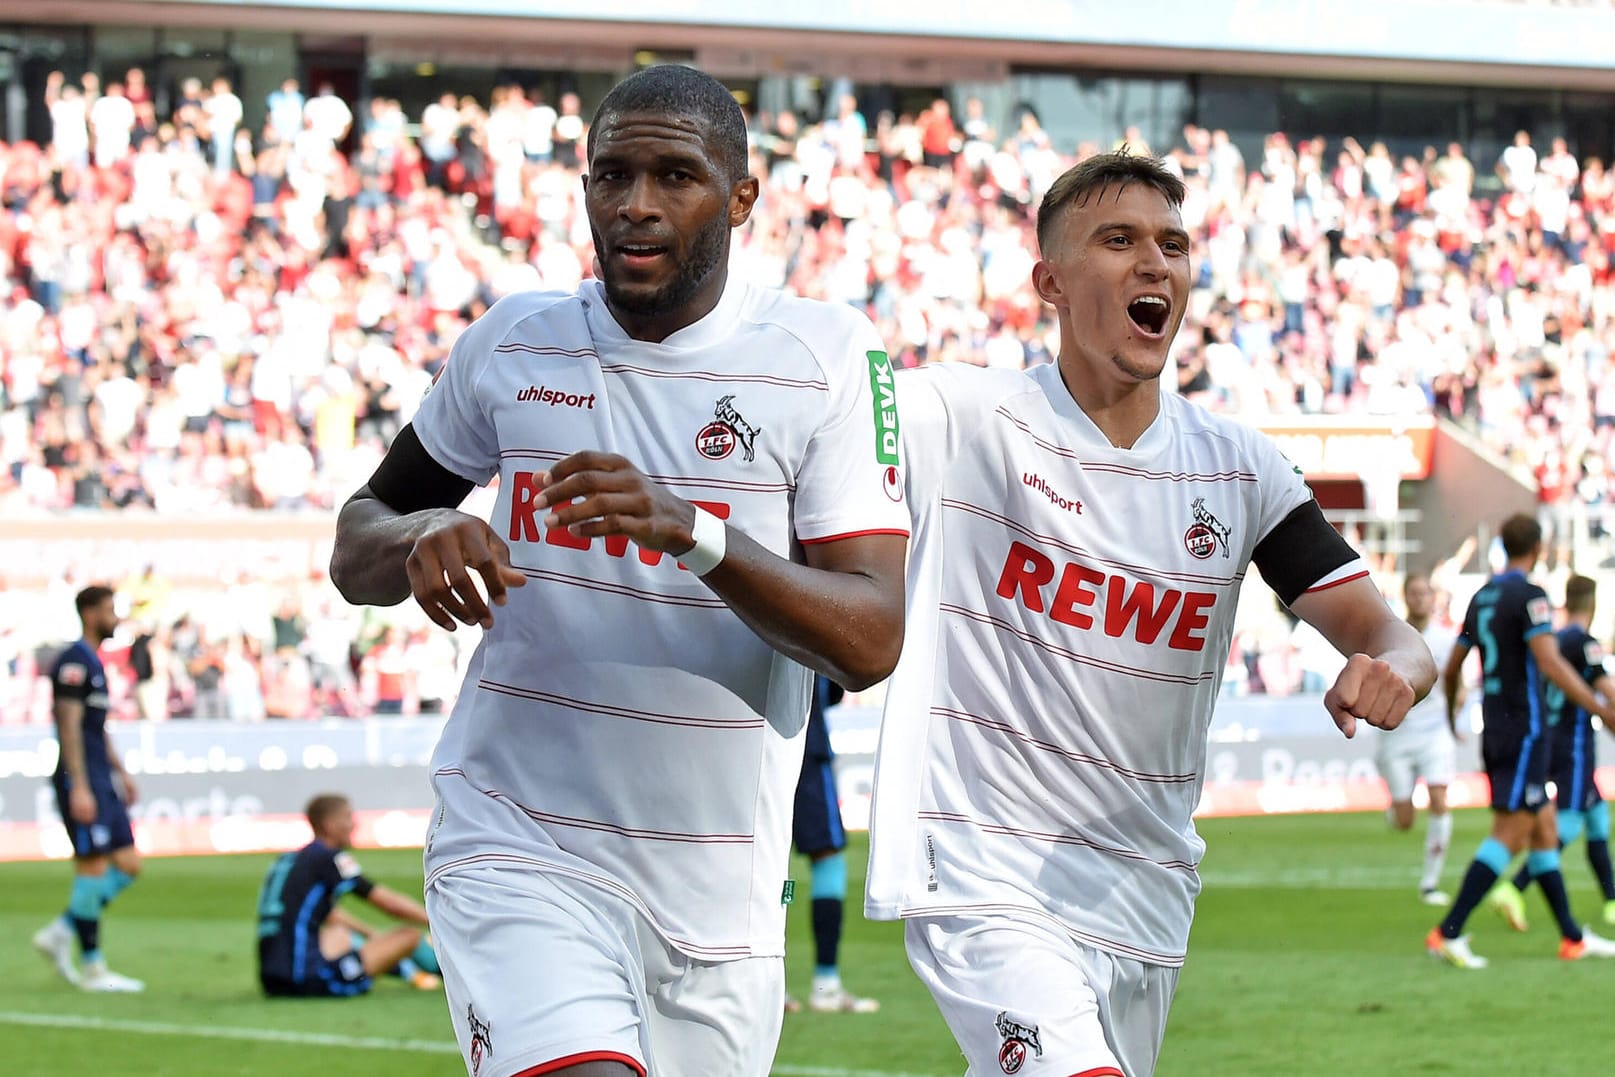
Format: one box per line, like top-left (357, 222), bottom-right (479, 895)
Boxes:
top-left (2, 66), bottom-right (1611, 712)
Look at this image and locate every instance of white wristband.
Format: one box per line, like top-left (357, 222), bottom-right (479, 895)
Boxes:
top-left (682, 506), bottom-right (727, 576)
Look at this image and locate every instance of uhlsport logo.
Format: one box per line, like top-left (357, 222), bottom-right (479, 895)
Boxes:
top-left (867, 350), bottom-right (900, 466)
top-left (696, 395), bottom-right (761, 461)
top-left (468, 1004), bottom-right (493, 1077)
top-left (515, 384), bottom-right (597, 409)
top-left (994, 1011), bottom-right (1043, 1075)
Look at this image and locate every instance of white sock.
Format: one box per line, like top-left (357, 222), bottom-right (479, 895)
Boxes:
top-left (813, 971), bottom-right (842, 994)
top-left (1422, 812), bottom-right (1454, 892)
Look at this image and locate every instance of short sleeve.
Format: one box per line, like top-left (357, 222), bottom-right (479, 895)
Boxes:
top-left (1250, 432), bottom-right (1317, 545)
top-left (792, 318), bottom-right (911, 544)
top-left (331, 850), bottom-right (376, 898)
top-left (412, 317), bottom-right (503, 486)
top-left (894, 365), bottom-right (959, 510)
top-left (1524, 587), bottom-right (1553, 639)
top-left (52, 656), bottom-right (91, 703)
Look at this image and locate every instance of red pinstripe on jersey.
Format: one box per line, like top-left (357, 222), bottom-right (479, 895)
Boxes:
top-left (474, 682), bottom-right (764, 731)
top-left (436, 769), bottom-right (755, 844)
top-left (933, 707), bottom-right (1198, 783)
top-left (511, 566), bottom-right (729, 609)
top-left (916, 811), bottom-right (1198, 871)
top-left (939, 604), bottom-right (1217, 686)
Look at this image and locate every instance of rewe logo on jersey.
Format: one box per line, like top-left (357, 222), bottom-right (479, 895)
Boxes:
top-left (996, 540), bottom-right (1217, 652)
top-left (506, 470), bottom-right (731, 569)
top-left (516, 385), bottom-right (597, 409)
top-left (867, 350), bottom-right (900, 466)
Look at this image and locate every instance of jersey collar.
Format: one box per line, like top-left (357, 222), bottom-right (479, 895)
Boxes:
top-left (581, 276), bottom-right (746, 352)
top-left (1027, 362), bottom-right (1170, 457)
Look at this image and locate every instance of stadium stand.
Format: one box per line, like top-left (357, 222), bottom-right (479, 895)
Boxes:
top-left (1, 68), bottom-right (1609, 716)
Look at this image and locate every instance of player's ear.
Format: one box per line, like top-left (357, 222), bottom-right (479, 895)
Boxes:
top-left (1032, 259), bottom-right (1063, 306)
top-left (729, 175), bottom-right (760, 228)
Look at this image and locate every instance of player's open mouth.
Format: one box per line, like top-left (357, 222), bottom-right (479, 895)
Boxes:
top-left (615, 244), bottom-right (670, 267)
top-left (1126, 294), bottom-right (1170, 337)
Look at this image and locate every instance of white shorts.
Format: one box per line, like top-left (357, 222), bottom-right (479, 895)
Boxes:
top-left (906, 912), bottom-right (1179, 1077)
top-left (428, 860), bottom-right (783, 1077)
top-left (1375, 728), bottom-right (1457, 802)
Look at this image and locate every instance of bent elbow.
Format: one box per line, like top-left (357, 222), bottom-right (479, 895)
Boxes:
top-left (837, 627), bottom-right (904, 692)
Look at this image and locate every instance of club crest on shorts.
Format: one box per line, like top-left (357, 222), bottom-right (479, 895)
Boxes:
top-left (468, 1004), bottom-right (493, 1076)
top-left (696, 395), bottom-right (761, 462)
top-left (994, 1011), bottom-right (1043, 1074)
top-left (1184, 496), bottom-right (1232, 560)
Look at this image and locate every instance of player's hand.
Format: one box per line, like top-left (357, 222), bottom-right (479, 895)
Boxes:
top-left (405, 509), bottom-right (528, 631)
top-left (1324, 653), bottom-right (1415, 739)
top-left (69, 785), bottom-right (97, 826)
top-left (534, 452), bottom-right (698, 556)
top-left (116, 771), bottom-right (138, 807)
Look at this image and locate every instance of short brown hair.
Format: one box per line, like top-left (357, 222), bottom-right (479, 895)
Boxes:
top-left (305, 794), bottom-right (350, 832)
top-left (1499, 514), bottom-right (1543, 561)
top-left (1035, 150), bottom-right (1187, 257)
top-left (1566, 574), bottom-right (1597, 613)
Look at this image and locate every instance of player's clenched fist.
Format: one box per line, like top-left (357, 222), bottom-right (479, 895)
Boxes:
top-left (1325, 652), bottom-right (1416, 739)
top-left (405, 510), bottom-right (527, 631)
top-left (534, 451), bottom-right (699, 556)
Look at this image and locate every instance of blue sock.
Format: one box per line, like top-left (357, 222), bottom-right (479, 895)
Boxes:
top-left (1528, 849), bottom-right (1582, 942)
top-left (1441, 838), bottom-right (1511, 939)
top-left (810, 854), bottom-right (847, 976)
top-left (101, 867), bottom-right (135, 908)
top-left (66, 874), bottom-right (103, 959)
top-left (410, 937), bottom-right (440, 975)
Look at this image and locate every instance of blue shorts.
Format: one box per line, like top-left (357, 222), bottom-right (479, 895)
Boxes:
top-left (793, 759), bottom-right (846, 856)
top-left (52, 777), bottom-right (135, 858)
top-left (1483, 731), bottom-right (1553, 813)
top-left (1552, 734), bottom-right (1603, 813)
top-left (261, 948), bottom-right (373, 998)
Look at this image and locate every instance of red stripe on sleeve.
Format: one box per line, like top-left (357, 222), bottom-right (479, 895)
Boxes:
top-left (799, 528), bottom-right (910, 545)
top-left (512, 1050), bottom-right (646, 1077)
top-left (1303, 569), bottom-right (1371, 595)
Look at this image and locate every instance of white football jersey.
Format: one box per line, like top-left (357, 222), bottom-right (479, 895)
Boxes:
top-left (413, 278), bottom-right (908, 960)
top-left (865, 362), bottom-right (1365, 966)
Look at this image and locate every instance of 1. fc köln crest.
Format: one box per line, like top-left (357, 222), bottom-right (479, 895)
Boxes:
top-left (1184, 497), bottom-right (1232, 560)
top-left (696, 395), bottom-right (761, 462)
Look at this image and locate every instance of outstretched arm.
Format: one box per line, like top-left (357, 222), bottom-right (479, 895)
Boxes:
top-left (1290, 576), bottom-right (1436, 738)
top-left (365, 884), bottom-right (431, 927)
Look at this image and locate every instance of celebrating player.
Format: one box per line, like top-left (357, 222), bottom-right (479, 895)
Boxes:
top-left (1428, 517), bottom-right (1615, 967)
top-left (1491, 574), bottom-right (1615, 931)
top-left (32, 585), bottom-right (145, 993)
top-left (863, 150), bottom-right (1434, 1077)
top-left (1373, 573), bottom-right (1463, 906)
top-left (329, 65), bottom-right (908, 1077)
top-left (256, 794), bottom-right (439, 997)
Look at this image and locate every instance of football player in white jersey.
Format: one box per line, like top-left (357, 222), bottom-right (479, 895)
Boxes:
top-left (329, 65), bottom-right (909, 1077)
top-left (1374, 573), bottom-right (1463, 906)
top-left (864, 151), bottom-right (1436, 1077)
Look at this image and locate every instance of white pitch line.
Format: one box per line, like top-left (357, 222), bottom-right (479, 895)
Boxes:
top-left (0, 1010), bottom-right (948, 1077)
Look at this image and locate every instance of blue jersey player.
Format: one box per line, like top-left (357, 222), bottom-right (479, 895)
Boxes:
top-left (1428, 516), bottom-right (1615, 967)
top-left (785, 677), bottom-right (878, 1015)
top-left (1498, 574), bottom-right (1615, 927)
top-left (32, 585), bottom-right (145, 992)
top-left (257, 794), bottom-right (439, 997)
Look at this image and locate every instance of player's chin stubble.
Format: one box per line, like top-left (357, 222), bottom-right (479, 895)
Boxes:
top-left (604, 215), bottom-right (730, 318)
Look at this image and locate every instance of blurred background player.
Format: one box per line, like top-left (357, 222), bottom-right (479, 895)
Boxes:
top-left (1494, 574), bottom-right (1615, 931)
top-left (786, 677), bottom-right (878, 1015)
top-left (256, 794), bottom-right (439, 997)
top-left (1428, 516), bottom-right (1615, 968)
top-left (1374, 573), bottom-right (1463, 906)
top-left (32, 585), bottom-right (144, 993)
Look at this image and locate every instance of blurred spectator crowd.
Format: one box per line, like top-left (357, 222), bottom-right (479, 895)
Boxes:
top-left (2, 65), bottom-right (1610, 713)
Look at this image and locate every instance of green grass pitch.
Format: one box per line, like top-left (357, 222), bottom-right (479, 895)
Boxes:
top-left (2, 810), bottom-right (1611, 1076)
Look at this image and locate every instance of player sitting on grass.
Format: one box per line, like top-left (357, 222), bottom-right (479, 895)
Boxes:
top-left (256, 794), bottom-right (440, 997)
top-left (1491, 574), bottom-right (1615, 932)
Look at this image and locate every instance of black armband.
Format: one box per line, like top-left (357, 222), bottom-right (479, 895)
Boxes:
top-left (1252, 500), bottom-right (1360, 607)
top-left (367, 423), bottom-right (477, 514)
